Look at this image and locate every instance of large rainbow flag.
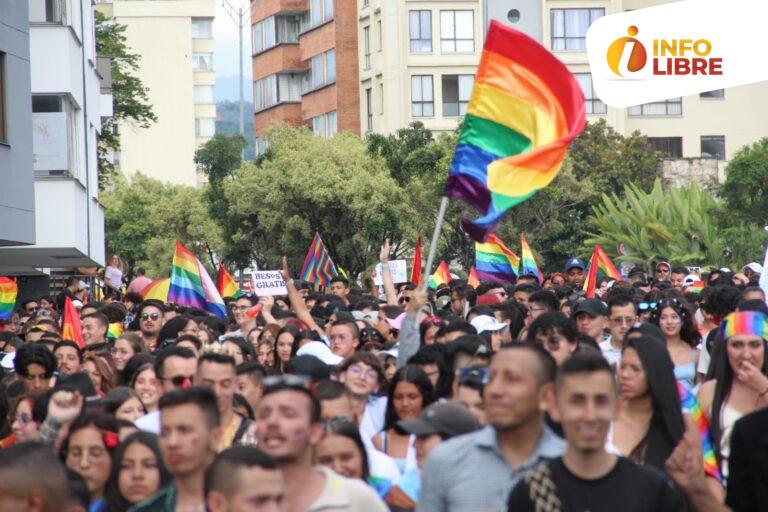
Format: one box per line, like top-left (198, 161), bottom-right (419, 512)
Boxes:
top-left (475, 234), bottom-right (520, 283)
top-left (141, 278), bottom-right (170, 302)
top-left (217, 264), bottom-right (243, 298)
top-left (168, 241), bottom-right (226, 318)
top-left (443, 21), bottom-right (586, 241)
top-left (519, 233), bottom-right (543, 284)
top-left (583, 245), bottom-right (622, 298)
top-left (0, 277), bottom-right (17, 321)
top-left (300, 232), bottom-right (338, 286)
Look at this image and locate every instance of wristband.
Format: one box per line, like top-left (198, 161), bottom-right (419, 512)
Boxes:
top-left (287, 278), bottom-right (294, 285)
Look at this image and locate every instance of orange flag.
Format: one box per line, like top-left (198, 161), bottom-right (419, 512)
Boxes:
top-left (468, 267), bottom-right (480, 288)
top-left (61, 296), bottom-right (85, 348)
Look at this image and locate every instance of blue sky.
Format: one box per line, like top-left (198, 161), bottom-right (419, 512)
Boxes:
top-left (213, 1), bottom-right (253, 92)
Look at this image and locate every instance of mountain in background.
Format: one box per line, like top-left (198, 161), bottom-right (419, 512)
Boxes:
top-left (215, 74), bottom-right (253, 103)
top-left (216, 100), bottom-right (255, 160)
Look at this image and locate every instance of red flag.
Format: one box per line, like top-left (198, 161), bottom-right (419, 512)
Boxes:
top-left (61, 297), bottom-right (85, 348)
top-left (411, 234), bottom-right (423, 286)
top-left (468, 267), bottom-right (480, 288)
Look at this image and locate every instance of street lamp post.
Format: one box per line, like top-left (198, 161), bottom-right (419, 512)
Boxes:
top-left (220, 0), bottom-right (246, 157)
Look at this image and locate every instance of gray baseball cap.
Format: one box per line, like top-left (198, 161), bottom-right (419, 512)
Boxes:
top-left (398, 402), bottom-right (480, 438)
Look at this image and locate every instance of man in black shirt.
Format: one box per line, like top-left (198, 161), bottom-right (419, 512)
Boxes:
top-left (508, 352), bottom-right (685, 512)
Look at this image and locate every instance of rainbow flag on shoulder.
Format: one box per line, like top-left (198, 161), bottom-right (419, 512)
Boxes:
top-left (300, 232), bottom-right (338, 286)
top-left (443, 21), bottom-right (586, 241)
top-left (475, 234), bottom-right (520, 283)
top-left (678, 382), bottom-right (721, 482)
top-left (0, 277), bottom-right (18, 321)
top-left (168, 241), bottom-right (226, 318)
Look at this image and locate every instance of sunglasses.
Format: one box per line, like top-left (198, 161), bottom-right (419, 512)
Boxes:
top-left (141, 313), bottom-right (161, 321)
top-left (638, 302), bottom-right (657, 311)
top-left (262, 374), bottom-right (310, 390)
top-left (398, 296), bottom-right (411, 304)
top-left (457, 365), bottom-right (489, 385)
top-left (161, 375), bottom-right (195, 388)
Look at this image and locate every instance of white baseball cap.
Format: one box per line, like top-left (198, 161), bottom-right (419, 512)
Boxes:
top-left (296, 341), bottom-right (343, 366)
top-left (743, 262), bottom-right (764, 274)
top-left (470, 315), bottom-right (508, 334)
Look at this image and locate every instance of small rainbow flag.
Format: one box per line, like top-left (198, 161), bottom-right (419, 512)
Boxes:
top-left (428, 261), bottom-right (451, 289)
top-left (677, 382), bottom-right (721, 482)
top-left (0, 277), bottom-right (18, 321)
top-left (411, 234), bottom-right (423, 286)
top-left (688, 281), bottom-right (705, 294)
top-left (583, 245), bottom-right (622, 298)
top-left (299, 232), bottom-right (338, 286)
top-left (61, 297), bottom-right (85, 348)
top-left (443, 21), bottom-right (586, 241)
top-left (475, 234), bottom-right (520, 283)
top-left (467, 267), bottom-right (480, 289)
top-left (107, 322), bottom-right (124, 341)
top-left (141, 278), bottom-right (170, 302)
top-left (217, 264), bottom-right (243, 298)
top-left (519, 233), bottom-right (543, 284)
top-left (168, 241), bottom-right (226, 318)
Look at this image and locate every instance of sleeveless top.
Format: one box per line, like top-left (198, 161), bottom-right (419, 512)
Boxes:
top-left (719, 403), bottom-right (744, 482)
top-left (673, 348), bottom-right (697, 390)
top-left (381, 430), bottom-right (416, 475)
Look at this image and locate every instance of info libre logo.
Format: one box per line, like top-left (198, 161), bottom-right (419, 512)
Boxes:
top-left (606, 26), bottom-right (723, 78)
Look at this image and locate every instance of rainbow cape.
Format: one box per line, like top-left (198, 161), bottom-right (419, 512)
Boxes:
top-left (443, 21), bottom-right (586, 241)
top-left (168, 241), bottom-right (226, 318)
top-left (475, 234), bottom-right (520, 283)
top-left (677, 382), bottom-right (721, 482)
top-left (217, 264), bottom-right (243, 298)
top-left (0, 277), bottom-right (18, 321)
top-left (61, 297), bottom-right (85, 348)
top-left (519, 233), bottom-right (543, 284)
top-left (583, 245), bottom-right (622, 298)
top-left (141, 278), bottom-right (170, 302)
top-left (300, 232), bottom-right (338, 286)
top-left (428, 261), bottom-right (451, 289)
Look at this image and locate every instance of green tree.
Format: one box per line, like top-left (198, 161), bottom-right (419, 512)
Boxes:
top-left (720, 137), bottom-right (768, 227)
top-left (367, 122), bottom-right (444, 185)
top-left (224, 125), bottom-right (409, 277)
top-left (95, 11), bottom-right (156, 189)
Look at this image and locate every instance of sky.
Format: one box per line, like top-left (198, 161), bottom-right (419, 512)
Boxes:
top-left (213, 0), bottom-right (252, 81)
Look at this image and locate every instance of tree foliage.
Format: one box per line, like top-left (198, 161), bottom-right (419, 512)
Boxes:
top-left (94, 11), bottom-right (157, 189)
top-left (102, 173), bottom-right (221, 279)
top-left (224, 125), bottom-right (409, 276)
top-left (720, 137), bottom-right (768, 227)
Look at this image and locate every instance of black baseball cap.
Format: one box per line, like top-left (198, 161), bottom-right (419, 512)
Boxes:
top-left (571, 298), bottom-right (608, 318)
top-left (398, 402), bottom-right (479, 438)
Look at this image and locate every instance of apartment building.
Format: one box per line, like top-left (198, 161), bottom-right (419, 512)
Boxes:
top-left (251, 0), bottom-right (360, 153)
top-left (96, 0), bottom-right (216, 186)
top-left (358, 0), bottom-right (483, 135)
top-left (0, 0), bottom-right (107, 275)
top-left (0, 2), bottom-right (35, 247)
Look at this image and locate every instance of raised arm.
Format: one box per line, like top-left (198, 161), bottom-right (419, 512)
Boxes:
top-left (282, 256), bottom-right (325, 337)
top-left (380, 239), bottom-right (398, 306)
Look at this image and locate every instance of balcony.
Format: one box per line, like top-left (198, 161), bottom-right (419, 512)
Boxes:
top-left (251, 0), bottom-right (308, 23)
top-left (254, 102), bottom-right (303, 133)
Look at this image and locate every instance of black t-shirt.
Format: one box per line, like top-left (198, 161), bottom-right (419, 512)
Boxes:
top-left (507, 456), bottom-right (686, 512)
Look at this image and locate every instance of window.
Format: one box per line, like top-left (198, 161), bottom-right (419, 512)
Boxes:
top-left (628, 98), bottom-right (682, 116)
top-left (551, 8), bottom-right (603, 51)
top-left (379, 83), bottom-right (384, 114)
top-left (194, 85), bottom-right (215, 104)
top-left (0, 53), bottom-right (5, 144)
top-left (440, 11), bottom-right (474, 53)
top-left (366, 88), bottom-right (373, 132)
top-left (701, 136), bottom-right (725, 160)
top-left (32, 94), bottom-right (78, 175)
top-left (255, 73), bottom-right (302, 111)
top-left (192, 53), bottom-right (213, 72)
top-left (442, 75), bottom-right (473, 117)
top-left (363, 26), bottom-right (371, 69)
top-left (263, 17), bottom-right (276, 48)
top-left (411, 75), bottom-right (434, 117)
top-left (195, 118), bottom-right (215, 137)
top-left (253, 16), bottom-right (299, 54)
top-left (310, 49), bottom-right (335, 89)
top-left (312, 111), bottom-right (336, 138)
top-left (29, 0), bottom-right (64, 23)
top-left (574, 73), bottom-right (606, 115)
top-left (310, 0), bottom-right (333, 27)
top-left (191, 18), bottom-right (213, 39)
top-left (312, 114), bottom-right (325, 137)
top-left (648, 137), bottom-right (682, 158)
top-left (377, 20), bottom-right (382, 51)
top-left (255, 79), bottom-right (264, 110)
top-left (327, 111), bottom-right (337, 137)
top-left (700, 89), bottom-right (724, 99)
top-left (363, 0), bottom-right (368, 7)
top-left (276, 16), bottom-right (300, 43)
top-left (252, 22), bottom-right (263, 53)
top-left (409, 11), bottom-right (432, 53)
top-left (265, 75), bottom-right (277, 107)
top-left (255, 136), bottom-right (267, 156)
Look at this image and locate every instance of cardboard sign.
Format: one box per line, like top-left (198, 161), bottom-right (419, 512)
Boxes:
top-left (251, 271), bottom-right (288, 296)
top-left (374, 260), bottom-right (408, 285)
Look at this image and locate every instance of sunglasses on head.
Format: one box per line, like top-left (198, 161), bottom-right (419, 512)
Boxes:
top-left (262, 374), bottom-right (310, 390)
top-left (141, 312), bottom-right (161, 321)
top-left (638, 302), bottom-right (657, 311)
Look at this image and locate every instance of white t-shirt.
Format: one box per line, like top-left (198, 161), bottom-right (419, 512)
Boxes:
top-left (105, 266), bottom-right (123, 289)
top-left (599, 337), bottom-right (622, 369)
top-left (135, 410), bottom-right (160, 434)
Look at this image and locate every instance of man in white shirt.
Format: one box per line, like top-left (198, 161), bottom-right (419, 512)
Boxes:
top-left (600, 294), bottom-right (638, 369)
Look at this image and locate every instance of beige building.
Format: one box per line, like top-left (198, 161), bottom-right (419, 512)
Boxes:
top-left (96, 0), bottom-right (216, 186)
top-left (368, 0), bottom-right (768, 163)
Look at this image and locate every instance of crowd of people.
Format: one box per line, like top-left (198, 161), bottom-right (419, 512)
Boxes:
top-left (0, 248), bottom-right (767, 512)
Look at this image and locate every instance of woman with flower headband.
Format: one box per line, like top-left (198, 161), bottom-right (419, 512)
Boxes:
top-left (650, 297), bottom-right (702, 390)
top-left (698, 310), bottom-right (768, 483)
top-left (60, 412), bottom-right (122, 512)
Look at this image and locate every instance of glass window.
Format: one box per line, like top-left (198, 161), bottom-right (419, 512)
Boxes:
top-left (312, 115), bottom-right (325, 136)
top-left (327, 111), bottom-right (336, 137)
top-left (264, 17), bottom-right (276, 49)
top-left (411, 75), bottom-right (434, 117)
top-left (192, 53), bottom-right (213, 72)
top-left (264, 75), bottom-right (277, 107)
top-left (311, 54), bottom-right (323, 88)
top-left (253, 22), bottom-right (263, 53)
top-left (363, 26), bottom-right (371, 69)
top-left (440, 11), bottom-right (474, 53)
top-left (32, 94), bottom-right (75, 174)
top-left (323, 0), bottom-right (334, 23)
top-left (551, 8), bottom-right (603, 51)
top-left (310, 0), bottom-right (321, 25)
top-left (379, 83), bottom-right (384, 114)
top-left (574, 73), bottom-right (606, 115)
top-left (366, 88), bottom-right (373, 132)
top-left (0, 53), bottom-right (5, 143)
top-left (628, 98), bottom-right (682, 116)
top-left (194, 85), bottom-right (215, 104)
top-left (276, 15), bottom-right (300, 43)
top-left (701, 136), bottom-right (725, 160)
top-left (442, 74), bottom-right (473, 117)
top-left (325, 49), bottom-right (335, 83)
top-left (377, 20), bottom-right (382, 51)
top-left (700, 89), bottom-right (724, 99)
top-left (191, 18), bottom-right (213, 39)
top-left (648, 137), bottom-right (682, 158)
top-left (277, 73), bottom-right (302, 102)
top-left (196, 118), bottom-right (215, 137)
top-left (29, 0), bottom-right (63, 23)
top-left (409, 11), bottom-right (432, 53)
top-left (255, 136), bottom-right (266, 156)
top-left (255, 79), bottom-right (264, 110)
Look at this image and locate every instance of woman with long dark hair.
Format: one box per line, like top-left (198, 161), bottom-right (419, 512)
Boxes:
top-left (104, 431), bottom-right (171, 512)
top-left (650, 297), bottom-right (701, 389)
top-left (372, 365), bottom-right (435, 475)
top-left (610, 334), bottom-right (685, 470)
top-left (698, 311), bottom-right (768, 482)
top-left (273, 326), bottom-right (300, 372)
top-left (315, 417), bottom-right (371, 480)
